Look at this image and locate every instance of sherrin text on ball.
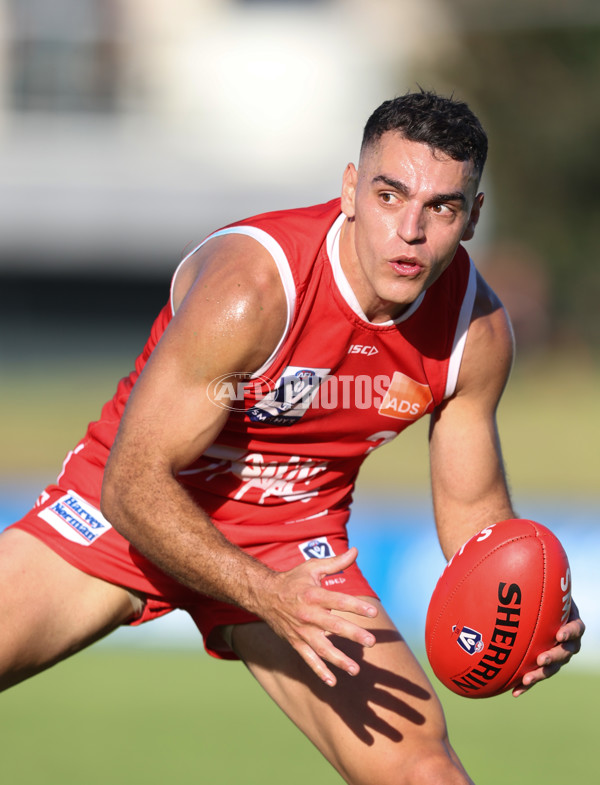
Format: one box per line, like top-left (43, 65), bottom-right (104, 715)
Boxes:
top-left (425, 519), bottom-right (571, 698)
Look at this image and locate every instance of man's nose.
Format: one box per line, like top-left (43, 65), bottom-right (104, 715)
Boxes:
top-left (397, 204), bottom-right (425, 243)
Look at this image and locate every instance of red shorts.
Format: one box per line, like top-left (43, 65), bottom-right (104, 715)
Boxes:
top-left (10, 485), bottom-right (377, 659)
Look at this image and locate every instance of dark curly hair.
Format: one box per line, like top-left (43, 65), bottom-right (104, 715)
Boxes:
top-left (361, 90), bottom-right (488, 179)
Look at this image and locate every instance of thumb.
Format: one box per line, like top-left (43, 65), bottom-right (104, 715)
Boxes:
top-left (313, 546), bottom-right (358, 578)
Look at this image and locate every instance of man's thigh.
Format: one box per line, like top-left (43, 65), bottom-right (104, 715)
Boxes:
top-left (232, 599), bottom-right (470, 785)
top-left (0, 528), bottom-right (141, 691)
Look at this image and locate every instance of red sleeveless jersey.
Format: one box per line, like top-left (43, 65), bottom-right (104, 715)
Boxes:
top-left (58, 198), bottom-right (476, 550)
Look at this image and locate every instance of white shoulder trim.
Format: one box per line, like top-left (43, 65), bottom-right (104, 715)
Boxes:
top-left (170, 226), bottom-right (296, 380)
top-left (443, 258), bottom-right (477, 399)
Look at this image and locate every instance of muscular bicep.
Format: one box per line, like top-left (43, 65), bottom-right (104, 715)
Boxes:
top-left (105, 235), bottom-right (287, 483)
top-left (429, 273), bottom-right (516, 558)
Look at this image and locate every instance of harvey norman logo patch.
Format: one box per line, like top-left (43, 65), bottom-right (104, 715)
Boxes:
top-left (38, 491), bottom-right (112, 546)
top-left (378, 372), bottom-right (433, 421)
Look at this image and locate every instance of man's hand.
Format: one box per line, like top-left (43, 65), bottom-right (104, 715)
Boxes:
top-left (257, 547), bottom-right (378, 687)
top-left (512, 600), bottom-right (585, 697)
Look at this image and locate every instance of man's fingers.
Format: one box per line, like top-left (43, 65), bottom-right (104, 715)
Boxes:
top-left (322, 605), bottom-right (376, 649)
top-left (326, 589), bottom-right (379, 623)
top-left (307, 548), bottom-right (379, 619)
top-left (293, 639), bottom-right (339, 687)
top-left (286, 594), bottom-right (377, 682)
top-left (259, 552), bottom-right (381, 684)
top-left (556, 602), bottom-right (585, 645)
top-left (512, 619), bottom-right (585, 697)
top-left (512, 660), bottom-right (562, 697)
top-left (528, 600), bottom-right (584, 673)
top-left (293, 626), bottom-right (366, 686)
top-left (539, 638), bottom-right (580, 667)
top-left (314, 546), bottom-right (359, 575)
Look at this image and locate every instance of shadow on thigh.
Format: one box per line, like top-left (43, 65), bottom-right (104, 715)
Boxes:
top-left (310, 629), bottom-right (432, 744)
top-left (232, 612), bottom-right (468, 785)
top-left (234, 619), bottom-right (440, 748)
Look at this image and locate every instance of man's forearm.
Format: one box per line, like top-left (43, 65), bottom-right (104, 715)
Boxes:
top-left (101, 470), bottom-right (274, 613)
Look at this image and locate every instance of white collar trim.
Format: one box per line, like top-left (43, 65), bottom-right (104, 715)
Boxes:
top-left (326, 214), bottom-right (425, 325)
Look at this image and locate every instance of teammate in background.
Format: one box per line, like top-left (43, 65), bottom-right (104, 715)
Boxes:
top-left (0, 91), bottom-right (584, 784)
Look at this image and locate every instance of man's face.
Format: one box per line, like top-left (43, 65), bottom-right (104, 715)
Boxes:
top-left (340, 132), bottom-right (483, 322)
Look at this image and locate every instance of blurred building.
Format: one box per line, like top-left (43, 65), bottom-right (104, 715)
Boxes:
top-left (0, 0), bottom-right (451, 275)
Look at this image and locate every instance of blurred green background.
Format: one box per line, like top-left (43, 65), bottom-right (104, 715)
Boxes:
top-left (0, 1), bottom-right (598, 784)
top-left (1, 649), bottom-right (598, 785)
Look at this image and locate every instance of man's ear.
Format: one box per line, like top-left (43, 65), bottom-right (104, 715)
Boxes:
top-left (461, 192), bottom-right (484, 241)
top-left (341, 163), bottom-right (358, 218)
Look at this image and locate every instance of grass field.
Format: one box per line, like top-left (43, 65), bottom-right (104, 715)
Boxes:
top-left (1, 648), bottom-right (597, 785)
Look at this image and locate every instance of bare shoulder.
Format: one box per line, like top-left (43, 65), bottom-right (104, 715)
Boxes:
top-left (456, 270), bottom-right (515, 399)
top-left (173, 232), bottom-right (287, 314)
top-left (104, 232), bottom-right (290, 477)
top-left (169, 232), bottom-right (288, 375)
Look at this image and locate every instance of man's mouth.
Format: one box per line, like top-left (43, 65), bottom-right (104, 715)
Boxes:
top-left (388, 257), bottom-right (423, 277)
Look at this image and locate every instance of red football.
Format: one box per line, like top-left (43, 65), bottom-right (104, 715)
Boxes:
top-left (425, 519), bottom-right (571, 698)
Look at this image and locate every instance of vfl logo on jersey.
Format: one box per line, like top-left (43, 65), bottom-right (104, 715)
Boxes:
top-left (452, 625), bottom-right (485, 655)
top-left (38, 491), bottom-right (112, 547)
top-left (247, 366), bottom-right (330, 426)
top-left (299, 536), bottom-right (335, 560)
top-left (378, 372), bottom-right (433, 422)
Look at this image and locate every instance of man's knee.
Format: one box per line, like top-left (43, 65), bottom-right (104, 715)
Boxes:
top-left (348, 749), bottom-right (471, 785)
top-left (399, 746), bottom-right (473, 785)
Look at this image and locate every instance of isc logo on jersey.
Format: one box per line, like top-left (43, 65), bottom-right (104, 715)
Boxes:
top-left (348, 344), bottom-right (378, 356)
top-left (248, 366), bottom-right (330, 426)
top-left (378, 372), bottom-right (433, 421)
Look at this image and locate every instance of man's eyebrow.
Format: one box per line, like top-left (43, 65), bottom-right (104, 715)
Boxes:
top-left (430, 191), bottom-right (467, 205)
top-left (372, 175), bottom-right (467, 205)
top-left (372, 175), bottom-right (410, 195)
